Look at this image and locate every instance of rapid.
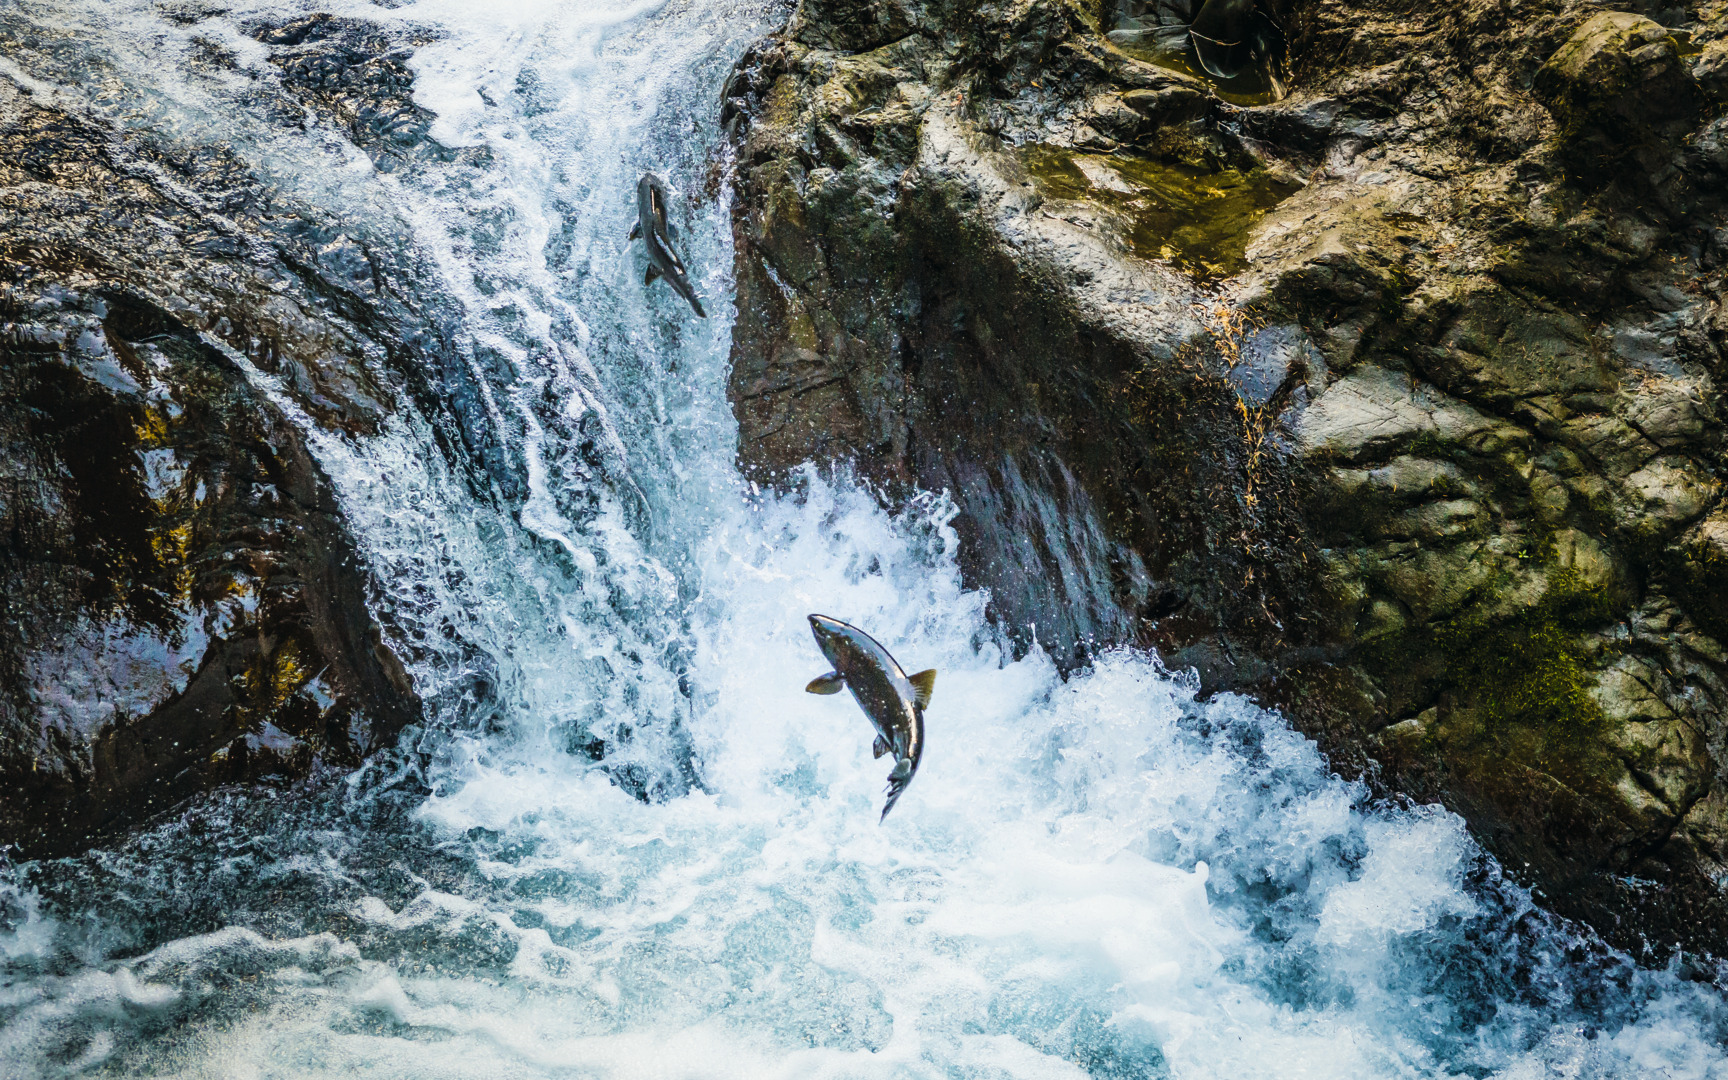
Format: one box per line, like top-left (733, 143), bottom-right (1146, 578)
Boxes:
top-left (1, 0), bottom-right (1727, 1076)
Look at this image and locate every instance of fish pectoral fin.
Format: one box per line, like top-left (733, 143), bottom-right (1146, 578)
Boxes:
top-left (872, 735), bottom-right (889, 759)
top-left (627, 221), bottom-right (641, 241)
top-left (907, 669), bottom-right (936, 710)
top-left (805, 672), bottom-right (845, 695)
top-left (887, 756), bottom-right (913, 782)
top-left (644, 264), bottom-right (662, 285)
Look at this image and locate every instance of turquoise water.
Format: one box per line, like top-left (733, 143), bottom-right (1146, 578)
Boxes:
top-left (0, 2), bottom-right (1726, 1077)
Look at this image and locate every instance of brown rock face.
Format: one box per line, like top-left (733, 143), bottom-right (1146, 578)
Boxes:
top-left (0, 282), bottom-right (417, 856)
top-left (0, 68), bottom-right (429, 856)
top-left (725, 0), bottom-right (1728, 957)
top-left (1533, 12), bottom-right (1700, 174)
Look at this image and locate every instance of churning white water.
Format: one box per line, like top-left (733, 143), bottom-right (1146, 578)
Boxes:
top-left (2, 1), bottom-right (1727, 1077)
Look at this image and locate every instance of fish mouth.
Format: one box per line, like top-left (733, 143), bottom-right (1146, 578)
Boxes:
top-left (808, 614), bottom-right (848, 661)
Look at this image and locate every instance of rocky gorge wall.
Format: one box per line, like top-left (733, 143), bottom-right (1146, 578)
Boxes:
top-left (0, 13), bottom-right (489, 857)
top-left (723, 0), bottom-right (1728, 957)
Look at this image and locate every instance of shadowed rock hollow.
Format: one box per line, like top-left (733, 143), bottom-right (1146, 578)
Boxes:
top-left (723, 0), bottom-right (1728, 957)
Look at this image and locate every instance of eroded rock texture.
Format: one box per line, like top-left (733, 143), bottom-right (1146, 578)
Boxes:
top-left (725, 0), bottom-right (1728, 955)
top-left (0, 56), bottom-right (430, 855)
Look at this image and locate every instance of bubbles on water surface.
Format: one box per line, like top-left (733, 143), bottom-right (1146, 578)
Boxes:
top-left (6, 479), bottom-right (1728, 1079)
top-left (0, 0), bottom-right (1727, 1077)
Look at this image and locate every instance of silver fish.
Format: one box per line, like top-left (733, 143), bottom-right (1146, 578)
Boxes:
top-left (627, 172), bottom-right (706, 317)
top-left (806, 614), bottom-right (935, 821)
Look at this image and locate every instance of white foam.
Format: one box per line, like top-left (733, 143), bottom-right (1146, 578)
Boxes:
top-left (0, 0), bottom-right (1726, 1078)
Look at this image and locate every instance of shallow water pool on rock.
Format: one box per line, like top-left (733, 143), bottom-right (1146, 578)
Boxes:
top-left (1023, 146), bottom-right (1299, 280)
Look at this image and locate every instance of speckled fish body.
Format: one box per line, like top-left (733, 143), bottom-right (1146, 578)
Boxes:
top-left (629, 172), bottom-right (706, 317)
top-left (806, 614), bottom-right (934, 821)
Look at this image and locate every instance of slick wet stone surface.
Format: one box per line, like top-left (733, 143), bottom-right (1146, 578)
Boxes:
top-left (1190, 0), bottom-right (1282, 81)
top-left (723, 0), bottom-right (1728, 955)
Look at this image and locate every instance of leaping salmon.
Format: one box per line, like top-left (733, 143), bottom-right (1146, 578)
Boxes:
top-left (806, 614), bottom-right (935, 821)
top-left (628, 172), bottom-right (706, 317)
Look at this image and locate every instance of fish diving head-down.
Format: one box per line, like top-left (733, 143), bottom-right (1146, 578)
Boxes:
top-left (627, 172), bottom-right (706, 318)
top-left (806, 614), bottom-right (935, 821)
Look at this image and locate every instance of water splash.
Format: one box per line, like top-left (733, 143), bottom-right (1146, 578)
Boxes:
top-left (1, 1), bottom-right (1726, 1078)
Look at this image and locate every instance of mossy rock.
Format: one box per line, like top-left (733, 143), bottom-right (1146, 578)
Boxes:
top-left (1533, 12), bottom-right (1699, 173)
top-left (729, 0), bottom-right (1728, 956)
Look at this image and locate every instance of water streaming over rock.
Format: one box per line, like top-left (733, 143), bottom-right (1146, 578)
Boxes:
top-left (2, 1), bottom-right (1728, 1076)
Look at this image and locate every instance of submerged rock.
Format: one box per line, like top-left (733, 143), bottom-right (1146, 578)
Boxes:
top-left (1188, 0), bottom-right (1282, 82)
top-left (726, 0), bottom-right (1728, 958)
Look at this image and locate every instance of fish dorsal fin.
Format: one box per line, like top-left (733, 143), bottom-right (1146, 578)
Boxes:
top-left (628, 221), bottom-right (641, 241)
top-left (907, 669), bottom-right (936, 710)
top-left (644, 264), bottom-right (662, 286)
top-left (806, 671), bottom-right (844, 695)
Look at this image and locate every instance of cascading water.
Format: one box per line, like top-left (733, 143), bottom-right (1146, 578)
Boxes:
top-left (2, 1), bottom-right (1727, 1077)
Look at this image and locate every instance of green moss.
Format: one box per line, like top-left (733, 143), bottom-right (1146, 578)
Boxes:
top-left (1023, 146), bottom-right (1297, 279)
top-left (1435, 570), bottom-right (1617, 732)
top-left (1668, 529), bottom-right (1728, 645)
top-left (1364, 568), bottom-right (1621, 742)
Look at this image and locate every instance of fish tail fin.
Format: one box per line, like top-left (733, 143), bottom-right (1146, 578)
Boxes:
top-left (880, 784), bottom-right (905, 822)
top-left (907, 669), bottom-right (936, 710)
top-left (880, 756), bottom-right (914, 821)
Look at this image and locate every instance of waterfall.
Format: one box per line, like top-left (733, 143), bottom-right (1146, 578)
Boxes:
top-left (1, 1), bottom-right (1726, 1077)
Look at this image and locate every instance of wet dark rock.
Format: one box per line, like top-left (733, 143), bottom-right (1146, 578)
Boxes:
top-left (1533, 12), bottom-right (1699, 179)
top-left (789, 0), bottom-right (922, 52)
top-left (726, 0), bottom-right (1728, 958)
top-left (252, 14), bottom-right (437, 166)
top-left (1697, 40), bottom-right (1728, 104)
top-left (0, 280), bottom-right (417, 856)
top-left (0, 74), bottom-right (429, 856)
top-left (1189, 0), bottom-right (1284, 82)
